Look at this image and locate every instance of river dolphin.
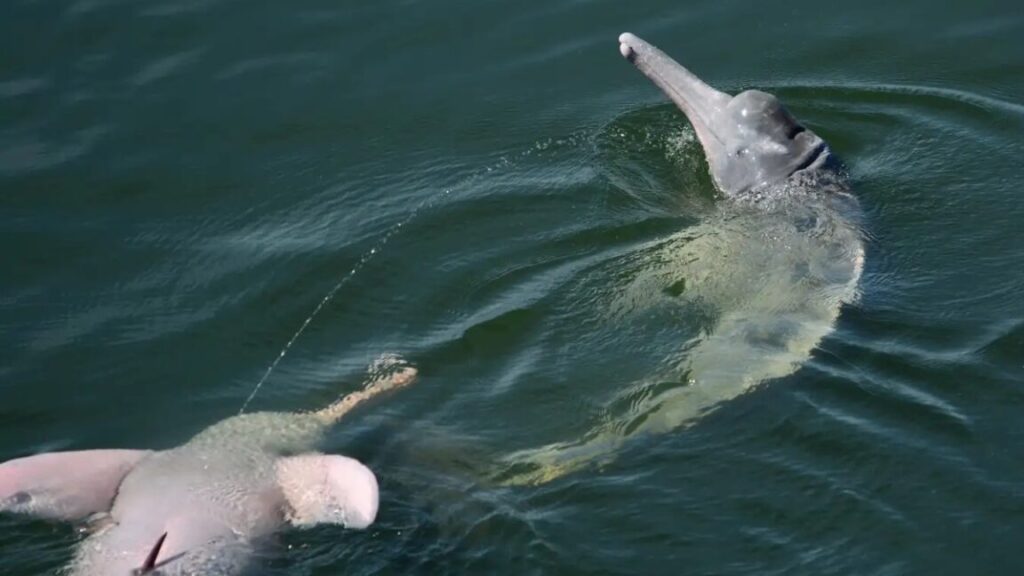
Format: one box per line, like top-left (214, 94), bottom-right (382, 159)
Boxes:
top-left (0, 355), bottom-right (417, 575)
top-left (499, 33), bottom-right (865, 484)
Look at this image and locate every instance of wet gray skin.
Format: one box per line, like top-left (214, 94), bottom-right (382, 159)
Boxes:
top-left (498, 34), bottom-right (865, 485)
top-left (617, 32), bottom-right (830, 197)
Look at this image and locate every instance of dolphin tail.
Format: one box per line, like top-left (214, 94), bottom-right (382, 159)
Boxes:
top-left (494, 434), bottom-right (626, 486)
top-left (495, 309), bottom-right (843, 486)
top-left (312, 354), bottom-right (418, 424)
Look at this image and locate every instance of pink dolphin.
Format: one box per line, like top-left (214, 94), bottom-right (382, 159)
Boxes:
top-left (0, 357), bottom-right (417, 575)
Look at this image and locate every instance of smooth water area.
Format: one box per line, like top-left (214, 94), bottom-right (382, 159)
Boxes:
top-left (2, 0), bottom-right (1023, 574)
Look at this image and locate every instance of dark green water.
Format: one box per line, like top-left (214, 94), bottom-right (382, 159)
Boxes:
top-left (2, 0), bottom-right (1023, 574)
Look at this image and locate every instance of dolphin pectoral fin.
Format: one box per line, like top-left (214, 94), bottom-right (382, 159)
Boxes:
top-left (276, 454), bottom-right (379, 529)
top-left (0, 449), bottom-right (151, 521)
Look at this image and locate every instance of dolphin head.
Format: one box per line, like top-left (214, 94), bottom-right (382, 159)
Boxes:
top-left (618, 33), bottom-right (828, 196)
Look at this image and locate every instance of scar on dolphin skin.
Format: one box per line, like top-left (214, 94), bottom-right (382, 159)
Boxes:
top-left (0, 354), bottom-right (418, 576)
top-left (497, 33), bottom-right (864, 486)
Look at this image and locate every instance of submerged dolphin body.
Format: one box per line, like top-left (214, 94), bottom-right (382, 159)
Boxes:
top-left (499, 34), bottom-right (864, 484)
top-left (0, 356), bottom-right (417, 575)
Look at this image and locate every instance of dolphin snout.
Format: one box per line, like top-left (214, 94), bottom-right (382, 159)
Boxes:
top-left (618, 32), bottom-right (639, 61)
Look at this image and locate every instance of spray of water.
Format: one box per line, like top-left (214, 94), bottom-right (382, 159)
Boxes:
top-left (238, 132), bottom-right (590, 414)
top-left (238, 224), bottom-right (410, 414)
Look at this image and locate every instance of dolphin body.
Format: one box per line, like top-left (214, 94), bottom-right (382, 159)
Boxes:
top-left (0, 357), bottom-right (417, 575)
top-left (499, 34), bottom-right (865, 484)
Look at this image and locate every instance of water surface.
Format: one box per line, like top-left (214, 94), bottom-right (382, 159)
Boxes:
top-left (2, 0), bottom-right (1023, 574)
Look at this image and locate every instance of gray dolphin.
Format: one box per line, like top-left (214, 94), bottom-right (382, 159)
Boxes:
top-left (499, 33), bottom-right (864, 484)
top-left (0, 355), bottom-right (417, 575)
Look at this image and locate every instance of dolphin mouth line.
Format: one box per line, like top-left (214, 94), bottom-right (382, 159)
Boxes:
top-left (792, 141), bottom-right (828, 175)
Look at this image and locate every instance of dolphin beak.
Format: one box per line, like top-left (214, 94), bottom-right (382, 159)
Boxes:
top-left (618, 33), bottom-right (731, 160)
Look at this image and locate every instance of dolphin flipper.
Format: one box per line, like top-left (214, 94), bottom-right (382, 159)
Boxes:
top-left (276, 454), bottom-right (379, 529)
top-left (0, 449), bottom-right (151, 521)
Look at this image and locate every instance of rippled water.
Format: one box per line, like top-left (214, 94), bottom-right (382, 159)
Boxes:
top-left (2, 0), bottom-right (1023, 574)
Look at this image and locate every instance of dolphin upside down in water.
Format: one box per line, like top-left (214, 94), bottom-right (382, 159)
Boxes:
top-left (0, 355), bottom-right (417, 575)
top-left (499, 33), bottom-right (865, 485)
